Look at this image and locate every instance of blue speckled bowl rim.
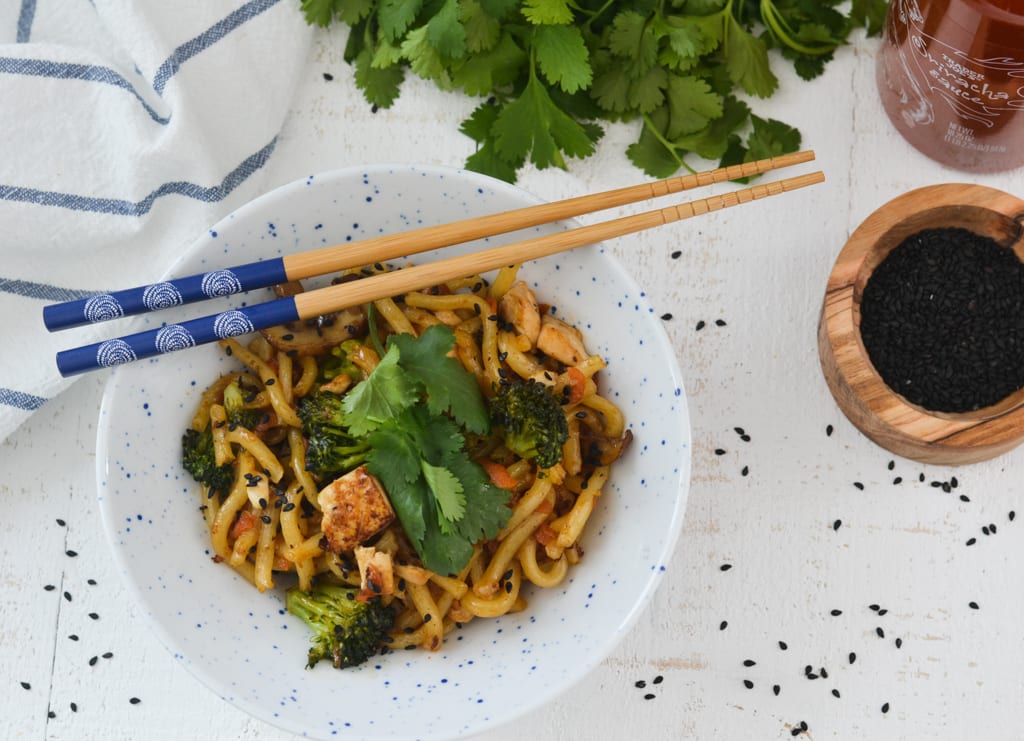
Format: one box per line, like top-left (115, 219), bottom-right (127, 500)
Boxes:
top-left (95, 163), bottom-right (691, 740)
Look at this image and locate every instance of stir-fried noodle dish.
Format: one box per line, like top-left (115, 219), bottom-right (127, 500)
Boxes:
top-left (182, 264), bottom-right (633, 669)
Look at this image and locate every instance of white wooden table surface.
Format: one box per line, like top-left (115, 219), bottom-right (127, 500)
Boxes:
top-left (4, 21), bottom-right (1024, 741)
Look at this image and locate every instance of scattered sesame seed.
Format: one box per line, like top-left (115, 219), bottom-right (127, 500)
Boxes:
top-left (48, 711), bottom-right (55, 719)
top-left (1010, 511), bottom-right (1016, 521)
top-left (876, 627), bottom-right (885, 638)
top-left (960, 495), bottom-right (970, 502)
top-left (87, 579), bottom-right (97, 586)
top-left (643, 693), bottom-right (656, 700)
top-left (895, 638), bottom-right (903, 648)
top-left (887, 460), bottom-right (895, 470)
top-left (102, 652), bottom-right (113, 659)
top-left (720, 563), bottom-right (732, 571)
top-left (635, 680), bottom-right (646, 688)
top-left (129, 697), bottom-right (141, 705)
top-left (830, 609), bottom-right (842, 616)
top-left (65, 550), bottom-right (78, 557)
top-left (696, 320), bottom-right (706, 331)
top-left (826, 424), bottom-right (834, 436)
top-left (660, 313), bottom-right (673, 321)
top-left (882, 702), bottom-right (890, 714)
top-left (969, 601), bottom-right (979, 610)
top-left (820, 667), bottom-right (828, 679)
top-left (652, 675), bottom-right (663, 685)
top-left (869, 604), bottom-right (880, 611)
top-left (322, 72), bottom-right (333, 81)
top-left (670, 250), bottom-right (682, 259)
top-left (892, 476), bottom-right (903, 485)
top-left (790, 729), bottom-right (801, 737)
top-left (833, 519), bottom-right (842, 531)
top-left (714, 448), bottom-right (727, 456)
top-left (853, 482), bottom-right (864, 490)
top-left (849, 652), bottom-right (856, 664)
top-left (719, 620), bottom-right (728, 631)
top-left (741, 466), bottom-right (749, 476)
top-left (832, 689), bottom-right (840, 698)
top-left (877, 608), bottom-right (888, 616)
top-left (88, 656), bottom-right (98, 667)
top-left (43, 584), bottom-right (55, 591)
top-left (20, 681), bottom-right (30, 690)
top-left (743, 680), bottom-right (754, 689)
top-left (70, 702), bottom-right (77, 713)
top-left (773, 684), bottom-right (781, 696)
top-left (778, 641), bottom-right (788, 651)
top-left (715, 319), bottom-right (727, 326)
top-left (55, 518), bottom-right (66, 526)
top-left (966, 537), bottom-right (977, 546)
top-left (88, 613), bottom-right (99, 620)
top-left (743, 659), bottom-right (756, 667)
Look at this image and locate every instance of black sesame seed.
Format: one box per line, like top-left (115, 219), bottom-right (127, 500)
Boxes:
top-left (833, 519), bottom-right (842, 531)
top-left (87, 579), bottom-right (96, 586)
top-left (895, 638), bottom-right (903, 648)
top-left (960, 494), bottom-right (970, 502)
top-left (720, 563), bottom-right (732, 571)
top-left (877, 608), bottom-right (888, 616)
top-left (643, 693), bottom-right (656, 700)
top-left (778, 641), bottom-right (788, 651)
top-left (671, 250), bottom-right (682, 259)
top-left (888, 460), bottom-right (895, 471)
top-left (849, 652), bottom-right (856, 664)
top-left (48, 711), bottom-right (55, 719)
top-left (696, 320), bottom-right (706, 331)
top-left (790, 729), bottom-right (801, 737)
top-left (129, 697), bottom-right (141, 705)
top-left (807, 673), bottom-right (818, 680)
top-left (741, 466), bottom-right (749, 476)
top-left (830, 609), bottom-right (842, 616)
top-left (966, 537), bottom-right (977, 546)
top-left (102, 652), bottom-right (113, 659)
top-left (264, 378), bottom-right (276, 386)
top-left (70, 702), bottom-right (77, 712)
top-left (892, 476), bottom-right (903, 485)
top-left (69, 634), bottom-right (78, 641)
top-left (876, 627), bottom-right (885, 638)
top-left (743, 679), bottom-right (754, 689)
top-left (44, 584), bottom-right (55, 591)
top-left (773, 684), bottom-right (781, 696)
top-left (853, 482), bottom-right (864, 490)
top-left (990, 524), bottom-right (998, 534)
top-left (635, 680), bottom-right (646, 688)
top-left (804, 665), bottom-right (812, 675)
top-left (969, 601), bottom-right (979, 609)
top-left (260, 515), bottom-right (271, 524)
top-left (720, 620), bottom-right (728, 631)
top-left (832, 689), bottom-right (841, 698)
top-left (20, 681), bottom-right (30, 690)
top-left (88, 613), bottom-right (99, 620)
top-left (714, 448), bottom-right (726, 456)
top-left (652, 675), bottom-right (663, 684)
top-left (869, 604), bottom-right (880, 611)
top-left (55, 518), bottom-right (66, 526)
top-left (322, 72), bottom-right (333, 81)
top-left (826, 424), bottom-right (834, 436)
top-left (715, 319), bottom-right (727, 326)
top-left (743, 659), bottom-right (756, 667)
top-left (882, 702), bottom-right (890, 714)
top-left (66, 550), bottom-right (78, 557)
top-left (1010, 511), bottom-right (1017, 521)
top-left (919, 473), bottom-right (925, 482)
top-left (89, 656), bottom-right (98, 667)
top-left (660, 313), bottom-right (673, 321)
top-left (800, 721), bottom-right (808, 731)
top-left (820, 667), bottom-right (828, 679)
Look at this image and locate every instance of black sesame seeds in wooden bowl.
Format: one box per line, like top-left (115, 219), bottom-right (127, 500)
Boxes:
top-left (818, 183), bottom-right (1024, 465)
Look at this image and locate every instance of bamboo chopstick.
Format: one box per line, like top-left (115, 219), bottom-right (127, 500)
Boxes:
top-left (42, 150), bottom-right (815, 332)
top-left (55, 169), bottom-right (824, 376)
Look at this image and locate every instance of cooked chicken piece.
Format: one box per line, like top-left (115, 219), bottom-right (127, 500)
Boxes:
top-left (536, 314), bottom-right (588, 366)
top-left (354, 545), bottom-right (395, 597)
top-left (317, 465), bottom-right (395, 554)
top-left (499, 281), bottom-right (542, 346)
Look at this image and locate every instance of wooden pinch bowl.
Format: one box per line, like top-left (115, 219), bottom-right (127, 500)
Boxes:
top-left (818, 183), bottom-right (1024, 465)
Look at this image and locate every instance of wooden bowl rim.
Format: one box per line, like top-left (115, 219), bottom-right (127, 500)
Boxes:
top-left (820, 182), bottom-right (1024, 463)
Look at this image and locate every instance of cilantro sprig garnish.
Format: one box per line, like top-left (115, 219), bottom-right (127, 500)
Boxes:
top-left (341, 324), bottom-right (510, 575)
top-left (300, 0), bottom-right (887, 182)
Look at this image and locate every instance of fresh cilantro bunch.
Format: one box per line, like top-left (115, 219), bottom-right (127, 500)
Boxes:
top-left (300, 0), bottom-right (888, 182)
top-left (340, 324), bottom-right (511, 575)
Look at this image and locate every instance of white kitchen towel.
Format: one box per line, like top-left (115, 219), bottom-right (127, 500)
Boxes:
top-left (0, 0), bottom-right (313, 440)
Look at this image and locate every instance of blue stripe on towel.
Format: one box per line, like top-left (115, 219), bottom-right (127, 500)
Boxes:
top-left (152, 0), bottom-right (281, 95)
top-left (0, 57), bottom-right (169, 123)
top-left (0, 136), bottom-right (276, 215)
top-left (0, 387), bottom-right (47, 411)
top-left (0, 278), bottom-right (100, 302)
top-left (16, 0), bottom-right (36, 42)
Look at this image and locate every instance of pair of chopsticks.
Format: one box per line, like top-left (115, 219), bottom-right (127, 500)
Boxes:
top-left (50, 152), bottom-right (823, 376)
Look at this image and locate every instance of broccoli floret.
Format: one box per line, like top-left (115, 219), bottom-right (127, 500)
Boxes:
top-left (285, 583), bottom-right (395, 669)
top-left (489, 379), bottom-right (569, 469)
top-left (223, 379), bottom-right (263, 429)
top-left (297, 390), bottom-right (370, 478)
top-left (181, 427), bottom-right (233, 496)
top-left (319, 339), bottom-right (364, 382)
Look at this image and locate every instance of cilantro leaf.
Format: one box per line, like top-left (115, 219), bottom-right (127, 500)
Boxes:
top-left (745, 114), bottom-right (801, 161)
top-left (522, 0), bottom-right (574, 26)
top-left (666, 74), bottom-right (723, 138)
top-left (450, 32), bottom-right (526, 95)
top-left (379, 0), bottom-right (423, 41)
top-left (342, 345), bottom-right (418, 436)
top-left (421, 460), bottom-right (465, 526)
top-left (426, 0), bottom-right (467, 60)
top-left (388, 325), bottom-right (489, 434)
top-left (299, 0), bottom-right (341, 27)
top-left (534, 25), bottom-right (591, 94)
top-left (460, 0), bottom-right (501, 53)
top-left (724, 15), bottom-right (778, 97)
top-left (366, 428), bottom-right (428, 544)
top-left (493, 70), bottom-right (596, 170)
top-left (444, 455), bottom-right (512, 543)
top-left (354, 48), bottom-right (404, 108)
top-left (849, 0), bottom-right (889, 36)
top-left (418, 518), bottom-right (475, 575)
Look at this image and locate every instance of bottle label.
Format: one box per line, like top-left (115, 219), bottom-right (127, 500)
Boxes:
top-left (890, 0), bottom-right (1024, 138)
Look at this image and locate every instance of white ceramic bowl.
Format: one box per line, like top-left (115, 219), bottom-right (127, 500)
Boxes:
top-left (95, 164), bottom-right (691, 740)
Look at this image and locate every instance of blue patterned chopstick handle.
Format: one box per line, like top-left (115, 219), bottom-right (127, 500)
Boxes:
top-left (55, 297), bottom-right (300, 377)
top-left (43, 258), bottom-right (289, 331)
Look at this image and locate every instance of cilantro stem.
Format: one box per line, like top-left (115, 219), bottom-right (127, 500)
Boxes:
top-left (366, 302), bottom-right (386, 357)
top-left (640, 113), bottom-right (694, 175)
top-left (583, 0), bottom-right (618, 29)
top-left (759, 0), bottom-right (838, 56)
